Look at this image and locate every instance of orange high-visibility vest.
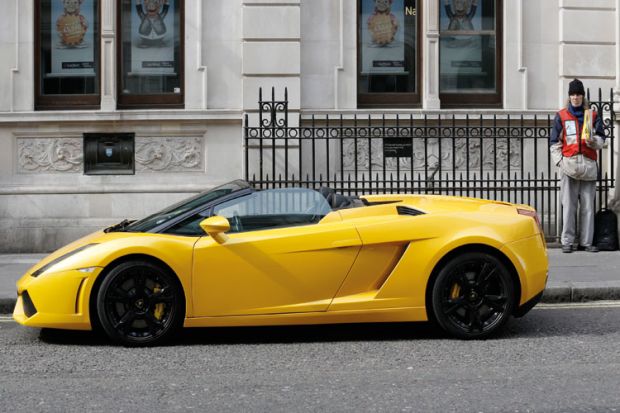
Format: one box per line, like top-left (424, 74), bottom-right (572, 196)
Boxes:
top-left (558, 108), bottom-right (598, 161)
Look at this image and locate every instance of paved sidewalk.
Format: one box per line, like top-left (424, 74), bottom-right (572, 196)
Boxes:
top-left (1, 249), bottom-right (620, 313)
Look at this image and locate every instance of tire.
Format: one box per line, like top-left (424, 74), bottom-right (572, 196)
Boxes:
top-left (96, 260), bottom-right (185, 346)
top-left (431, 252), bottom-right (515, 339)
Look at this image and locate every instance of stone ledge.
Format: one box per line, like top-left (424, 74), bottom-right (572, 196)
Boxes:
top-left (0, 110), bottom-right (244, 124)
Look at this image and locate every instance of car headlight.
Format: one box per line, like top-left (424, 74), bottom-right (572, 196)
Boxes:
top-left (31, 244), bottom-right (99, 277)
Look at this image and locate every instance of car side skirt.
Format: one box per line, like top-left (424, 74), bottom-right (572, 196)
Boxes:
top-left (183, 306), bottom-right (428, 328)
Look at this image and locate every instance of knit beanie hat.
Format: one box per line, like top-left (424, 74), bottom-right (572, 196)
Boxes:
top-left (568, 78), bottom-right (585, 96)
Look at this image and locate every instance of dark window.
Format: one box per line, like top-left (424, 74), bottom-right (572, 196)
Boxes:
top-left (35, 0), bottom-right (101, 110)
top-left (117, 0), bottom-right (184, 109)
top-left (211, 189), bottom-right (332, 234)
top-left (439, 0), bottom-right (502, 107)
top-left (84, 133), bottom-right (135, 175)
top-left (357, 0), bottom-right (421, 107)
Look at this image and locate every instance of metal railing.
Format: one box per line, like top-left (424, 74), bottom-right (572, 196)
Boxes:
top-left (244, 88), bottom-right (616, 241)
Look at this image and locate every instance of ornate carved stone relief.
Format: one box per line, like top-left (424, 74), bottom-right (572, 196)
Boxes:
top-left (17, 136), bottom-right (204, 174)
top-left (342, 137), bottom-right (521, 173)
top-left (135, 137), bottom-right (203, 172)
top-left (17, 138), bottom-right (83, 173)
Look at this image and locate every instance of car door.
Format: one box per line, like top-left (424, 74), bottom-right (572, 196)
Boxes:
top-left (191, 188), bottom-right (362, 317)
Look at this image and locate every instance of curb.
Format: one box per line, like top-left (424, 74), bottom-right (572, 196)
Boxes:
top-left (542, 282), bottom-right (620, 303)
top-left (2, 285), bottom-right (620, 315)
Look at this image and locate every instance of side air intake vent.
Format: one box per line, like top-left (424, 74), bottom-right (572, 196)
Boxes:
top-left (22, 291), bottom-right (38, 318)
top-left (397, 206), bottom-right (425, 216)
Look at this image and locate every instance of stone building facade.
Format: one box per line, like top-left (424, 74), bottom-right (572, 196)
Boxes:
top-left (0, 0), bottom-right (618, 252)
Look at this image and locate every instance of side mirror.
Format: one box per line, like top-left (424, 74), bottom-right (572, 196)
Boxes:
top-left (199, 216), bottom-right (230, 244)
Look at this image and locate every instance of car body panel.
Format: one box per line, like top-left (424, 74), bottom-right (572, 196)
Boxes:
top-left (13, 187), bottom-right (548, 334)
top-left (192, 221), bottom-right (362, 316)
top-left (501, 234), bottom-right (549, 304)
top-left (15, 231), bottom-right (198, 326)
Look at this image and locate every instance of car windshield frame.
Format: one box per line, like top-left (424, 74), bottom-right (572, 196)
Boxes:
top-left (121, 180), bottom-right (251, 233)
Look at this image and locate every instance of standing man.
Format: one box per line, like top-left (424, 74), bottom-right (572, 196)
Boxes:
top-left (550, 78), bottom-right (606, 253)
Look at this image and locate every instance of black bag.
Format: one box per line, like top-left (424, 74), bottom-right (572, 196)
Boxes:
top-left (593, 208), bottom-right (619, 251)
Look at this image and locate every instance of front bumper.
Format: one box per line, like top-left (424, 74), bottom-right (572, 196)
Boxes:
top-left (13, 267), bottom-right (103, 330)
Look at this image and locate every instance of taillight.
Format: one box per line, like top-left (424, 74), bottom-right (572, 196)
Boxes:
top-left (517, 208), bottom-right (543, 234)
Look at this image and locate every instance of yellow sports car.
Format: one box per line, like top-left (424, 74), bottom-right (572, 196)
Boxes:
top-left (14, 180), bottom-right (548, 346)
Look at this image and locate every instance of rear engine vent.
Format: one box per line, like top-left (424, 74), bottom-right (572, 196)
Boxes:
top-left (397, 206), bottom-right (425, 216)
top-left (22, 291), bottom-right (38, 318)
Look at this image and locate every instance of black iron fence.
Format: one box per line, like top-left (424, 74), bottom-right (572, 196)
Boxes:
top-left (244, 88), bottom-right (616, 241)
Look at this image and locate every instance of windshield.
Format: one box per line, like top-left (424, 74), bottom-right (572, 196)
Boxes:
top-left (123, 180), bottom-right (250, 233)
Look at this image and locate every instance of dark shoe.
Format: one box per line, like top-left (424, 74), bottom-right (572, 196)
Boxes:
top-left (562, 244), bottom-right (573, 253)
top-left (584, 245), bottom-right (599, 253)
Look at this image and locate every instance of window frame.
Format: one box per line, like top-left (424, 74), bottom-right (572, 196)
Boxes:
top-left (34, 0), bottom-right (102, 110)
top-left (438, 0), bottom-right (503, 108)
top-left (357, 0), bottom-right (423, 108)
top-left (116, 0), bottom-right (185, 109)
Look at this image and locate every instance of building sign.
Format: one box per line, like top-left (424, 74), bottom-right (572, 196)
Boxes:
top-left (383, 138), bottom-right (413, 158)
top-left (130, 0), bottom-right (176, 75)
top-left (360, 0), bottom-right (410, 74)
top-left (50, 0), bottom-right (96, 76)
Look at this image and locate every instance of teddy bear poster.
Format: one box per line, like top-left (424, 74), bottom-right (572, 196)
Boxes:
top-left (360, 0), bottom-right (410, 75)
top-left (50, 0), bottom-right (96, 76)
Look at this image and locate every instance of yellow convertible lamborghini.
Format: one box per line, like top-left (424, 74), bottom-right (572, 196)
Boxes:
top-left (14, 180), bottom-right (548, 346)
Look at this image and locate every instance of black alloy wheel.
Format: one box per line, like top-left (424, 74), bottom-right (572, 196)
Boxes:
top-left (96, 260), bottom-right (185, 346)
top-left (431, 252), bottom-right (516, 339)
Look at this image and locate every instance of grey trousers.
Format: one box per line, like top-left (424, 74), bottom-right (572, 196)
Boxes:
top-left (561, 174), bottom-right (597, 246)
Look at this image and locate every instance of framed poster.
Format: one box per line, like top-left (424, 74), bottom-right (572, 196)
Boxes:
top-left (360, 0), bottom-right (406, 74)
top-left (129, 0), bottom-right (176, 76)
top-left (440, 0), bottom-right (482, 32)
top-left (50, 0), bottom-right (96, 76)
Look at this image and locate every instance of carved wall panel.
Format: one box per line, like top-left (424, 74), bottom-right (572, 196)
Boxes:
top-left (342, 137), bottom-right (521, 172)
top-left (135, 137), bottom-right (204, 172)
top-left (17, 136), bottom-right (205, 174)
top-left (17, 137), bottom-right (83, 173)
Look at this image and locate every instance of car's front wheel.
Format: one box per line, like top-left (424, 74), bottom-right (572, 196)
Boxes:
top-left (96, 260), bottom-right (185, 346)
top-left (431, 252), bottom-right (516, 339)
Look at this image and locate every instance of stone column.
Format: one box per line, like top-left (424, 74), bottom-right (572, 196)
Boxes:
top-left (184, 0), bottom-right (207, 110)
top-left (100, 0), bottom-right (116, 111)
top-left (241, 0), bottom-right (301, 112)
top-left (423, 0), bottom-right (440, 109)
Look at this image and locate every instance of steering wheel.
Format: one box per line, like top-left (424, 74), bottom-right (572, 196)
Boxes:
top-left (303, 201), bottom-right (328, 223)
top-left (229, 212), bottom-right (243, 232)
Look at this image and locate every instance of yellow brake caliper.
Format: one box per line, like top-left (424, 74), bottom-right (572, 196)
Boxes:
top-left (153, 284), bottom-right (165, 320)
top-left (450, 283), bottom-right (461, 300)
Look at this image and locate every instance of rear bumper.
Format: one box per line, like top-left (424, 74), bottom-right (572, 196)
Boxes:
top-left (501, 234), bottom-right (549, 307)
top-left (513, 290), bottom-right (544, 318)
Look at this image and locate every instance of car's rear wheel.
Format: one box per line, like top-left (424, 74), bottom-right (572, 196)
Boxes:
top-left (96, 260), bottom-right (184, 346)
top-left (431, 252), bottom-right (515, 339)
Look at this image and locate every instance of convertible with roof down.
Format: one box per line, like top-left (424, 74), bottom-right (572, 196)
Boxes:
top-left (14, 180), bottom-right (548, 346)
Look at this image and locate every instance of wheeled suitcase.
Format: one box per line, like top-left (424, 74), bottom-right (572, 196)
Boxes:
top-left (593, 208), bottom-right (619, 251)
